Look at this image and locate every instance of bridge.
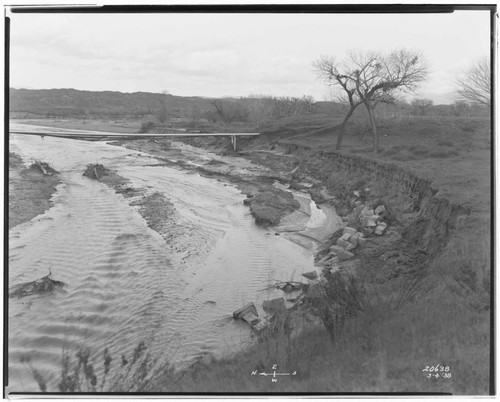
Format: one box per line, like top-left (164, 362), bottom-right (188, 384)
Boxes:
top-left (10, 130), bottom-right (261, 151)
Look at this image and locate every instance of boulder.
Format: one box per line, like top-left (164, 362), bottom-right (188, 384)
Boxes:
top-left (336, 238), bottom-right (350, 248)
top-left (253, 317), bottom-right (271, 332)
top-left (325, 256), bottom-right (339, 267)
top-left (346, 243), bottom-right (356, 251)
top-left (343, 226), bottom-right (358, 235)
top-left (375, 222), bottom-right (388, 235)
top-left (330, 245), bottom-right (345, 254)
top-left (340, 232), bottom-right (352, 241)
top-left (375, 204), bottom-right (386, 215)
top-left (316, 254), bottom-right (332, 266)
top-left (360, 207), bottom-right (374, 217)
top-left (367, 218), bottom-right (378, 227)
top-left (349, 232), bottom-right (360, 246)
top-left (263, 298), bottom-right (286, 314)
top-left (337, 249), bottom-right (355, 261)
top-left (337, 238), bottom-right (355, 251)
top-left (233, 302), bottom-right (259, 325)
top-left (302, 271), bottom-right (319, 280)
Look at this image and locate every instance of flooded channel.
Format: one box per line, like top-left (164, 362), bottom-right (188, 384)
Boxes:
top-left (8, 127), bottom-right (332, 392)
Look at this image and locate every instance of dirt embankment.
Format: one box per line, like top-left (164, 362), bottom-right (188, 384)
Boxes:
top-left (9, 153), bottom-right (62, 229)
top-left (151, 135), bottom-right (471, 279)
top-left (241, 143), bottom-right (471, 279)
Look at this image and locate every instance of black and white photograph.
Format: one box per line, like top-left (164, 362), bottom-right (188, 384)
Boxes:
top-left (4, 3), bottom-right (495, 396)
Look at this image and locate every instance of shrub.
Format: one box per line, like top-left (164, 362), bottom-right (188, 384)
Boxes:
top-left (304, 270), bottom-right (365, 344)
top-left (139, 121), bottom-right (156, 133)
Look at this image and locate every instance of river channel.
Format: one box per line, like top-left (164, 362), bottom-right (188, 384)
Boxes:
top-left (8, 126), bottom-right (332, 392)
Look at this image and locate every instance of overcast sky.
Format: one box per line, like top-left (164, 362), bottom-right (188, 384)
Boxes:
top-left (9, 9), bottom-right (491, 103)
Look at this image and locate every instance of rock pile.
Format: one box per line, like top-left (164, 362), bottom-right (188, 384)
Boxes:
top-left (316, 197), bottom-right (390, 273)
top-left (344, 198), bottom-right (389, 237)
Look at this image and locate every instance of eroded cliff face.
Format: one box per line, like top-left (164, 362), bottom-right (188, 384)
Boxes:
top-left (246, 144), bottom-right (470, 256)
top-left (312, 150), bottom-right (470, 256)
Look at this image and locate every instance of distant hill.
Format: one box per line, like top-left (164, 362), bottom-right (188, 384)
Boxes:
top-left (9, 88), bottom-right (486, 122)
top-left (9, 88), bottom-right (217, 119)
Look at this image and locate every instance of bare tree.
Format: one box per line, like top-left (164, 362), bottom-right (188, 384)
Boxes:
top-left (315, 49), bottom-right (428, 152)
top-left (349, 49), bottom-right (428, 153)
top-left (313, 55), bottom-right (363, 150)
top-left (456, 57), bottom-right (491, 106)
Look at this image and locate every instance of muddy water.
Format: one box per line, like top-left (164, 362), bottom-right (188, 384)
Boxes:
top-left (8, 127), bottom-right (329, 392)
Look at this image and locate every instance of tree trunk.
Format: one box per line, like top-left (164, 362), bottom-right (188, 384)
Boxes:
top-left (336, 106), bottom-right (356, 151)
top-left (366, 103), bottom-right (379, 153)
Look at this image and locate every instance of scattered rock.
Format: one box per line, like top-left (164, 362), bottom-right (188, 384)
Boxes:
top-left (302, 271), bottom-right (319, 280)
top-left (350, 232), bottom-right (360, 246)
top-left (343, 227), bottom-right (357, 235)
top-left (337, 249), bottom-right (355, 261)
top-left (375, 222), bottom-right (388, 235)
top-left (360, 207), bottom-right (374, 217)
top-left (375, 204), bottom-right (386, 215)
top-left (253, 317), bottom-right (271, 332)
top-left (233, 302), bottom-right (259, 325)
top-left (340, 232), bottom-right (352, 241)
top-left (330, 245), bottom-right (345, 254)
top-left (277, 282), bottom-right (308, 294)
top-left (316, 254), bottom-right (332, 267)
top-left (325, 257), bottom-right (339, 268)
top-left (337, 238), bottom-right (354, 250)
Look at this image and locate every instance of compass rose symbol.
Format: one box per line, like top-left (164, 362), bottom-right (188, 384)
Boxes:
top-left (251, 364), bottom-right (297, 383)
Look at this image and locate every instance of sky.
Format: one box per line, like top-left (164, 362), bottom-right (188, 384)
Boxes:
top-left (8, 8), bottom-right (492, 104)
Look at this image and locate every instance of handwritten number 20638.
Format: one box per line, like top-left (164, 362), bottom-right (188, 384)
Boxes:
top-left (422, 365), bottom-right (450, 372)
